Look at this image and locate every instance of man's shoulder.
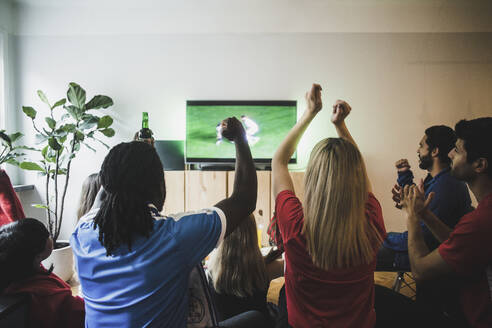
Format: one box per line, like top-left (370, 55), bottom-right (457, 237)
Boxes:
top-left (165, 208), bottom-right (221, 223)
top-left (455, 205), bottom-right (492, 233)
top-left (432, 172), bottom-right (468, 193)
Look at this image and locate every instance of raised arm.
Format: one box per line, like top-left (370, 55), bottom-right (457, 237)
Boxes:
top-left (330, 100), bottom-right (372, 193)
top-left (272, 84), bottom-right (322, 198)
top-left (214, 117), bottom-right (257, 237)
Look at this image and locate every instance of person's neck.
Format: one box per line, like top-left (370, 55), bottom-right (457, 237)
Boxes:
top-left (429, 161), bottom-right (448, 178)
top-left (467, 176), bottom-right (492, 203)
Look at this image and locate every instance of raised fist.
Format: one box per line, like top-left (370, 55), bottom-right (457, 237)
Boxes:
top-left (305, 84), bottom-right (323, 115)
top-left (395, 159), bottom-right (410, 173)
top-left (331, 100), bottom-right (352, 125)
top-left (221, 117), bottom-right (247, 142)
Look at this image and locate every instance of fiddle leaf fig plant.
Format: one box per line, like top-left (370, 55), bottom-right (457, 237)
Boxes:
top-left (20, 82), bottom-right (115, 242)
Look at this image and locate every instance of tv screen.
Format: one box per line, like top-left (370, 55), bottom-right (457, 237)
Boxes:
top-left (186, 100), bottom-right (297, 164)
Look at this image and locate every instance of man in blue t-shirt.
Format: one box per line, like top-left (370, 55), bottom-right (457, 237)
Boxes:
top-left (71, 117), bottom-right (257, 328)
top-left (377, 125), bottom-right (472, 270)
top-left (376, 125), bottom-right (472, 321)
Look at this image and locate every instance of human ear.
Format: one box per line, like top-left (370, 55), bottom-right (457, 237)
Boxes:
top-left (474, 158), bottom-right (488, 174)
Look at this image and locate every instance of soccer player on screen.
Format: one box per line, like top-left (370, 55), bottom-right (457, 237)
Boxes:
top-left (216, 123), bottom-right (223, 145)
top-left (241, 115), bottom-right (260, 145)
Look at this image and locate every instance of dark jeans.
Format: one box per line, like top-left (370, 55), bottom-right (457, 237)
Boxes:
top-left (218, 310), bottom-right (270, 328)
top-left (376, 243), bottom-right (467, 326)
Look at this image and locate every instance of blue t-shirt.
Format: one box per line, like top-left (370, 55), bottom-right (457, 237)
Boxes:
top-left (384, 167), bottom-right (472, 252)
top-left (70, 206), bottom-right (226, 328)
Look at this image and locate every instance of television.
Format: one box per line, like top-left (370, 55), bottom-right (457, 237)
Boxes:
top-left (186, 100), bottom-right (297, 164)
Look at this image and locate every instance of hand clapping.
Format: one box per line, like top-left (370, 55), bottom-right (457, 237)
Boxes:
top-left (400, 179), bottom-right (435, 221)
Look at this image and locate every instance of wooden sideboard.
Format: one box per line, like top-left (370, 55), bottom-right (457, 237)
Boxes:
top-left (162, 170), bottom-right (305, 246)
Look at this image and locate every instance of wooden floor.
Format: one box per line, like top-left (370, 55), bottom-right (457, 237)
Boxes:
top-left (374, 271), bottom-right (416, 298)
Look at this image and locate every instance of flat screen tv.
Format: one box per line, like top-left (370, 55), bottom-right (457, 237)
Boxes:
top-left (186, 100), bottom-right (297, 164)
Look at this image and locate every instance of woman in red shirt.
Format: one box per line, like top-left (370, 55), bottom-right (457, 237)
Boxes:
top-left (271, 84), bottom-right (386, 328)
top-left (0, 218), bottom-right (85, 328)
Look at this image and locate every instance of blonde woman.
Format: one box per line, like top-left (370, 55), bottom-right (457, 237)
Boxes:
top-left (208, 214), bottom-right (279, 323)
top-left (272, 84), bottom-right (386, 328)
top-left (76, 173), bottom-right (102, 220)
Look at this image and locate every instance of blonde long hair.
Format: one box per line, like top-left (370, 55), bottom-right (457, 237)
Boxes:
top-left (303, 138), bottom-right (382, 270)
top-left (76, 173), bottom-right (102, 220)
top-left (209, 214), bottom-right (268, 298)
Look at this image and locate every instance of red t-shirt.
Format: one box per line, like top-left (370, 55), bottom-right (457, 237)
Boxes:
top-left (438, 192), bottom-right (492, 328)
top-left (0, 169), bottom-right (25, 226)
top-left (275, 190), bottom-right (386, 328)
top-left (3, 266), bottom-right (85, 328)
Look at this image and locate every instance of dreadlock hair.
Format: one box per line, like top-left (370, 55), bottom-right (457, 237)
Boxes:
top-left (0, 219), bottom-right (52, 292)
top-left (93, 141), bottom-right (166, 256)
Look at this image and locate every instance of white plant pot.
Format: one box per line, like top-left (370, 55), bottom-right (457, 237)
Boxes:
top-left (42, 240), bottom-right (74, 282)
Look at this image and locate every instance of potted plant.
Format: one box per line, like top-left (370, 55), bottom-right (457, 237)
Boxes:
top-left (20, 82), bottom-right (115, 281)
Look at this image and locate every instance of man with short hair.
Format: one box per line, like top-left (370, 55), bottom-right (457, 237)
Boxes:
top-left (378, 125), bottom-right (472, 270)
top-left (401, 117), bottom-right (492, 328)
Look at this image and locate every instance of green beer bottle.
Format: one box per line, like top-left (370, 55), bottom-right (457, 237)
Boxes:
top-left (138, 112), bottom-right (153, 139)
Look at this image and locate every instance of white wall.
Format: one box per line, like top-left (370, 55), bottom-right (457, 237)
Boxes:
top-left (8, 1), bottom-right (492, 239)
top-left (1, 0), bottom-right (20, 183)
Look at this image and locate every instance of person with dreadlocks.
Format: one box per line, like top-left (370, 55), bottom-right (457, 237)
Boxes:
top-left (70, 117), bottom-right (257, 328)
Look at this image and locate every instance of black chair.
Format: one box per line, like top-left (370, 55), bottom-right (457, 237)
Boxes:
top-left (392, 270), bottom-right (416, 299)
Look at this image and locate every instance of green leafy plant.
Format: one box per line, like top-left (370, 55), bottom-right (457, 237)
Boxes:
top-left (21, 82), bottom-right (115, 242)
top-left (0, 130), bottom-right (25, 166)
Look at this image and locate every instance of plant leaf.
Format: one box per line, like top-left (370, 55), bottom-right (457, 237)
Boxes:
top-left (16, 145), bottom-right (39, 151)
top-left (67, 82), bottom-right (86, 110)
top-left (54, 128), bottom-right (68, 138)
top-left (37, 90), bottom-right (51, 107)
top-left (35, 133), bottom-right (48, 145)
top-left (97, 115), bottom-right (113, 129)
top-left (60, 124), bottom-right (76, 133)
top-left (75, 130), bottom-right (85, 141)
top-left (93, 137), bottom-right (110, 149)
top-left (85, 95), bottom-right (113, 110)
top-left (52, 98), bottom-right (66, 109)
top-left (48, 137), bottom-right (62, 151)
top-left (32, 204), bottom-right (49, 209)
top-left (8, 132), bottom-right (23, 143)
top-left (65, 105), bottom-right (80, 120)
top-left (0, 131), bottom-right (11, 146)
top-left (83, 142), bottom-right (96, 152)
top-left (20, 161), bottom-right (45, 171)
top-left (79, 115), bottom-right (99, 130)
top-left (22, 106), bottom-right (37, 119)
top-left (45, 117), bottom-right (56, 130)
top-left (57, 135), bottom-right (67, 145)
top-left (5, 158), bottom-right (20, 166)
top-left (99, 128), bottom-right (115, 137)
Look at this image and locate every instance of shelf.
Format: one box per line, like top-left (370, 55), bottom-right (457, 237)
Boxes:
top-left (13, 184), bottom-right (34, 192)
